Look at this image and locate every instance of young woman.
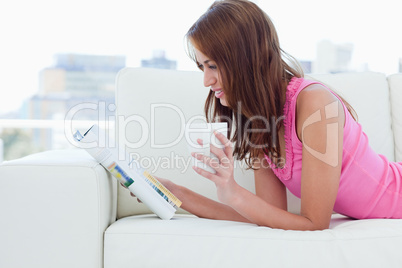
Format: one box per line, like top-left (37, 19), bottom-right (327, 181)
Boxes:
top-left (152, 0), bottom-right (402, 230)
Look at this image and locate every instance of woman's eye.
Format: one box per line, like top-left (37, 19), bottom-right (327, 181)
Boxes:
top-left (196, 63), bottom-right (216, 71)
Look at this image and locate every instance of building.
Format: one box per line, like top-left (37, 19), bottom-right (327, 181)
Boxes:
top-left (39, 53), bottom-right (125, 97)
top-left (141, 50), bottom-right (177, 70)
top-left (26, 53), bottom-right (126, 149)
top-left (314, 40), bottom-right (354, 74)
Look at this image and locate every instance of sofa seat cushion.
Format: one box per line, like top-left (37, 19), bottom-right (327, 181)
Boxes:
top-left (104, 214), bottom-right (402, 268)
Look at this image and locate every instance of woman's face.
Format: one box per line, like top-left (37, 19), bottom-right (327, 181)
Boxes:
top-left (194, 48), bottom-right (227, 106)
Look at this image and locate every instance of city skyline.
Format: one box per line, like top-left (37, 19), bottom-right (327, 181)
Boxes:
top-left (1, 0), bottom-right (401, 115)
top-left (0, 41), bottom-right (400, 119)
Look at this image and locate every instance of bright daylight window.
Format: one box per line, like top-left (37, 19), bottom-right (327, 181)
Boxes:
top-left (0, 0), bottom-right (400, 162)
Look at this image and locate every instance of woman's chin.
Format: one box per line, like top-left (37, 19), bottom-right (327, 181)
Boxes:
top-left (219, 97), bottom-right (228, 106)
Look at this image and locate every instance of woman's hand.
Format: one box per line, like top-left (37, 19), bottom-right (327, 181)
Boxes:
top-left (120, 182), bottom-right (143, 202)
top-left (191, 131), bottom-right (240, 205)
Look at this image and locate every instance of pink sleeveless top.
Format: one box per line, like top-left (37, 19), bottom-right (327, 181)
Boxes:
top-left (265, 77), bottom-right (402, 219)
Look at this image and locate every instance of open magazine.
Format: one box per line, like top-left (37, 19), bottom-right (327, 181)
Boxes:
top-left (73, 124), bottom-right (182, 220)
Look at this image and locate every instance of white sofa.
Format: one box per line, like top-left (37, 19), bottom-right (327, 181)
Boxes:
top-left (1, 68), bottom-right (402, 268)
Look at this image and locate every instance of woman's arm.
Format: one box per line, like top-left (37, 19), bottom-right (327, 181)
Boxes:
top-left (193, 84), bottom-right (344, 230)
top-left (296, 84), bottom-right (344, 229)
top-left (253, 153), bottom-right (287, 211)
top-left (154, 177), bottom-right (251, 223)
top-left (168, 152), bottom-right (286, 222)
top-left (159, 152), bottom-right (286, 224)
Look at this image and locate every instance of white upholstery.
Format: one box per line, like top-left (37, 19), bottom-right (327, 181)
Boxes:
top-left (388, 73), bottom-right (402, 161)
top-left (1, 68), bottom-right (402, 268)
top-left (0, 149), bottom-right (117, 268)
top-left (105, 214), bottom-right (402, 268)
top-left (114, 68), bottom-right (217, 218)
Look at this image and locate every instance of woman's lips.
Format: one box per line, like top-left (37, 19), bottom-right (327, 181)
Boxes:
top-left (213, 89), bottom-right (224, 98)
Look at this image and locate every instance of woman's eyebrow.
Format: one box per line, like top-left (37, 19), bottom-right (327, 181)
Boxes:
top-left (196, 60), bottom-right (212, 65)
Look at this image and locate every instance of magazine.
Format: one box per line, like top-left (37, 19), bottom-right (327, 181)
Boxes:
top-left (73, 124), bottom-right (182, 220)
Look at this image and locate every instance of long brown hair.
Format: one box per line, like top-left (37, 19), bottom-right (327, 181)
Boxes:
top-left (186, 0), bottom-right (355, 169)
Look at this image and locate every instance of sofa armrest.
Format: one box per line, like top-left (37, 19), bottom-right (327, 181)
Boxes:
top-left (0, 149), bottom-right (117, 268)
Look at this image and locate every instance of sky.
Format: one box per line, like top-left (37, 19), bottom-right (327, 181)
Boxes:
top-left (0, 0), bottom-right (401, 115)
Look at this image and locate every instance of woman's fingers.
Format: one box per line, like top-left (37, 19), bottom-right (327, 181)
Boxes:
top-left (129, 192), bottom-right (142, 203)
top-left (121, 182), bottom-right (142, 203)
top-left (213, 131), bottom-right (233, 161)
top-left (210, 144), bottom-right (231, 168)
top-left (192, 164), bottom-right (216, 182)
top-left (192, 152), bottom-right (219, 170)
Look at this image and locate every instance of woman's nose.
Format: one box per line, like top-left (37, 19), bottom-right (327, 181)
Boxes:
top-left (203, 70), bottom-right (216, 87)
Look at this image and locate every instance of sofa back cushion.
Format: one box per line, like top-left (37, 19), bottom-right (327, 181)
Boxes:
top-left (115, 68), bottom-right (226, 218)
top-left (115, 68), bottom-right (394, 219)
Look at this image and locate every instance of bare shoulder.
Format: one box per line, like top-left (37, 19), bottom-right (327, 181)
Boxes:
top-left (295, 83), bottom-right (345, 140)
top-left (296, 83), bottom-right (339, 110)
